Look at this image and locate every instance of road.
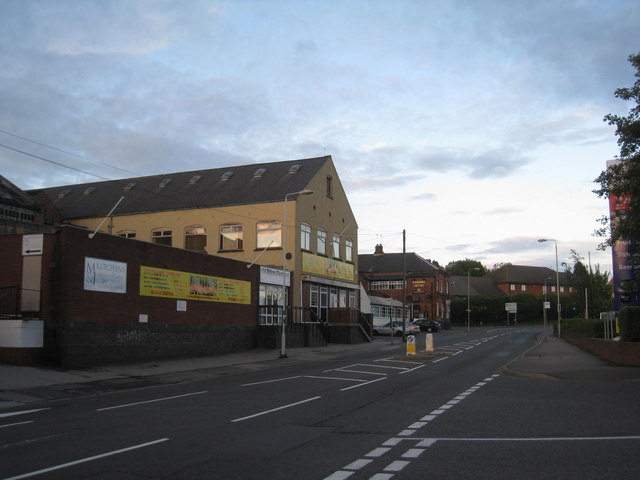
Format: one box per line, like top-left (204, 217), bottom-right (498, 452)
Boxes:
top-left (1, 327), bottom-right (639, 479)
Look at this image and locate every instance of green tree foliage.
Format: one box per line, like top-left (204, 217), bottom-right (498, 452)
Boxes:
top-left (445, 258), bottom-right (488, 276)
top-left (594, 52), bottom-right (640, 249)
top-left (564, 250), bottom-right (613, 318)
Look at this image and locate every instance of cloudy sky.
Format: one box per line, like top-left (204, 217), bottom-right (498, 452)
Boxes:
top-left (1, 0), bottom-right (639, 273)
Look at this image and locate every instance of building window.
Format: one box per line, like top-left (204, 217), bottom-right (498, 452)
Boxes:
top-left (317, 229), bottom-right (327, 255)
top-left (301, 223), bottom-right (311, 251)
top-left (345, 239), bottom-right (353, 262)
top-left (560, 286), bottom-right (565, 293)
top-left (185, 226), bottom-right (207, 252)
top-left (152, 228), bottom-right (172, 246)
top-left (510, 284), bottom-right (516, 292)
top-left (257, 220), bottom-right (281, 249)
top-left (326, 175), bottom-right (333, 197)
top-left (521, 284), bottom-right (527, 291)
top-left (116, 230), bottom-right (136, 239)
top-left (370, 280), bottom-right (404, 290)
top-left (332, 234), bottom-right (340, 259)
top-left (220, 224), bottom-right (243, 251)
top-left (551, 286), bottom-right (556, 293)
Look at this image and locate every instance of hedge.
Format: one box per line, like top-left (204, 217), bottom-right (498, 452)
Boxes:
top-left (619, 306), bottom-right (640, 342)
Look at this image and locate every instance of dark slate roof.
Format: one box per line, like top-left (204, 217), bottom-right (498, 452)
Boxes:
top-left (358, 252), bottom-right (444, 275)
top-left (487, 264), bottom-right (569, 286)
top-left (27, 156), bottom-right (330, 220)
top-left (450, 276), bottom-right (508, 297)
top-left (0, 175), bottom-right (39, 210)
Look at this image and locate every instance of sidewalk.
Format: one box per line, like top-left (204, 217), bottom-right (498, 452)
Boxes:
top-left (501, 334), bottom-right (640, 382)
top-left (2, 334), bottom-right (639, 409)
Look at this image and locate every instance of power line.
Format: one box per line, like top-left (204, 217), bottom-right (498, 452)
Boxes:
top-left (0, 129), bottom-right (143, 177)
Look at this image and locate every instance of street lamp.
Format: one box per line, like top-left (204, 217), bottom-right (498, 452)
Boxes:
top-left (467, 268), bottom-right (481, 332)
top-left (280, 189), bottom-right (313, 358)
top-left (543, 276), bottom-right (551, 337)
top-left (538, 238), bottom-right (561, 337)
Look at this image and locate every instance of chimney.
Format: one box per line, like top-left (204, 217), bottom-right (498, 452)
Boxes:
top-left (374, 244), bottom-right (384, 255)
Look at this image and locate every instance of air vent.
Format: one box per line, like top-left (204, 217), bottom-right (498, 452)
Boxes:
top-left (58, 189), bottom-right (71, 199)
top-left (159, 178), bottom-right (172, 188)
top-left (83, 186), bottom-right (96, 196)
top-left (220, 171), bottom-right (234, 182)
top-left (123, 182), bottom-right (137, 192)
top-left (253, 168), bottom-right (267, 178)
top-left (189, 174), bottom-right (203, 185)
top-left (288, 164), bottom-right (301, 175)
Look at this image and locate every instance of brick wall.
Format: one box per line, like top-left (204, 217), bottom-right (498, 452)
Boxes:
top-left (2, 226), bottom-right (261, 366)
top-left (563, 333), bottom-right (640, 367)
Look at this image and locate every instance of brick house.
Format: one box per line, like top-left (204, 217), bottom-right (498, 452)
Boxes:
top-left (358, 245), bottom-right (450, 326)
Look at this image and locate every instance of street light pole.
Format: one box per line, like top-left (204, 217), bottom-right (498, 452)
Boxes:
top-left (467, 267), bottom-right (481, 332)
top-left (543, 276), bottom-right (551, 337)
top-left (280, 189), bottom-right (313, 359)
top-left (538, 238), bottom-right (561, 337)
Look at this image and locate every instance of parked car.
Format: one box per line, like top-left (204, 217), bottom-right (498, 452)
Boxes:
top-left (373, 321), bottom-right (418, 336)
top-left (412, 318), bottom-right (440, 332)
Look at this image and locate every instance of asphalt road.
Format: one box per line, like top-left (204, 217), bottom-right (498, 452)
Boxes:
top-left (1, 328), bottom-right (639, 479)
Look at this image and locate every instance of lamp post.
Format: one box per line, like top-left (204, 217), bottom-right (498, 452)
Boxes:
top-left (538, 238), bottom-right (561, 337)
top-left (280, 189), bottom-right (313, 359)
top-left (543, 276), bottom-right (551, 337)
top-left (467, 267), bottom-right (481, 332)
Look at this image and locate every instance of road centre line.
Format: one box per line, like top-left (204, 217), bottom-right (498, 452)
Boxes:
top-left (304, 375), bottom-right (368, 383)
top-left (1, 438), bottom-right (169, 480)
top-left (231, 396), bottom-right (321, 422)
top-left (96, 391), bottom-right (207, 411)
top-left (0, 408), bottom-right (49, 418)
top-left (340, 377), bottom-right (386, 391)
top-left (0, 421), bottom-right (34, 429)
top-left (242, 376), bottom-right (302, 387)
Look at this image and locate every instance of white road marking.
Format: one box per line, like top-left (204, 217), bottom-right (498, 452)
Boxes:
top-left (343, 458), bottom-right (372, 470)
top-left (0, 409), bottom-right (49, 418)
top-left (366, 447), bottom-right (391, 457)
top-left (96, 391), bottom-right (207, 411)
top-left (0, 420), bottom-right (34, 429)
top-left (304, 375), bottom-right (368, 383)
top-left (1, 438), bottom-right (169, 480)
top-left (242, 376), bottom-right (302, 386)
top-left (340, 376), bottom-right (386, 391)
top-left (322, 471), bottom-right (354, 479)
top-left (384, 460), bottom-right (410, 472)
top-left (231, 396), bottom-right (321, 422)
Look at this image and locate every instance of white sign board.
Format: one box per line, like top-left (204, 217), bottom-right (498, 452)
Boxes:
top-left (22, 234), bottom-right (44, 256)
top-left (260, 266), bottom-right (290, 286)
top-left (84, 257), bottom-right (127, 294)
top-left (505, 302), bottom-right (517, 312)
top-left (544, 301), bottom-right (551, 310)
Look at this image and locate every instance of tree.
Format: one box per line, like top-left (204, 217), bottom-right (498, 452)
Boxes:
top-left (564, 250), bottom-right (613, 318)
top-left (445, 258), bottom-right (488, 276)
top-left (594, 52), bottom-right (640, 249)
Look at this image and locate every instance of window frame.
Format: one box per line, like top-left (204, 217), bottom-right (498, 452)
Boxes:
top-left (257, 220), bottom-right (282, 249)
top-left (219, 223), bottom-right (244, 251)
top-left (317, 229), bottom-right (327, 255)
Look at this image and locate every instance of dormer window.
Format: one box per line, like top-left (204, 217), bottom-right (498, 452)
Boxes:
top-left (58, 189), bottom-right (71, 199)
top-left (220, 171), bottom-right (234, 182)
top-left (253, 168), bottom-right (267, 178)
top-left (83, 186), bottom-right (96, 196)
top-left (159, 178), bottom-right (172, 188)
top-left (123, 182), bottom-right (137, 192)
top-left (288, 164), bottom-right (301, 175)
top-left (189, 175), bottom-right (202, 185)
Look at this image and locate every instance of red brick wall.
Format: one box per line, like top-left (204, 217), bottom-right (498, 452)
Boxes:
top-left (563, 333), bottom-right (640, 367)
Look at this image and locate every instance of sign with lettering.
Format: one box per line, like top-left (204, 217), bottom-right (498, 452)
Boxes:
top-left (84, 257), bottom-right (127, 294)
top-left (140, 266), bottom-right (251, 304)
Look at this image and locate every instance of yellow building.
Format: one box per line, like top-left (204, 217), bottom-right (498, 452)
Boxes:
top-left (33, 156), bottom-right (359, 325)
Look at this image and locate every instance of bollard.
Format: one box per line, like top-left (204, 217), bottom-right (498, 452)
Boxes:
top-left (406, 335), bottom-right (416, 356)
top-left (425, 333), bottom-right (434, 352)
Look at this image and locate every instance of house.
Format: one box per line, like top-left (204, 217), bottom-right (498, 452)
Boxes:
top-left (358, 244), bottom-right (450, 326)
top-left (486, 264), bottom-right (571, 297)
top-left (28, 156), bottom-right (361, 329)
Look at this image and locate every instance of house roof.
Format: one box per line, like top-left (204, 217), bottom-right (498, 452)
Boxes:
top-left (450, 276), bottom-right (508, 297)
top-left (0, 175), bottom-right (39, 210)
top-left (358, 251), bottom-right (444, 275)
top-left (487, 264), bottom-right (569, 285)
top-left (27, 156), bottom-right (331, 220)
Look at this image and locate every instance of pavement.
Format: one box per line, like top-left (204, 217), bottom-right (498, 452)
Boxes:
top-left (1, 333), bottom-right (639, 410)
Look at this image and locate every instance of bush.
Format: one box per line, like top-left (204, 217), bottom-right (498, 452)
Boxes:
top-left (561, 318), bottom-right (604, 338)
top-left (619, 306), bottom-right (640, 342)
